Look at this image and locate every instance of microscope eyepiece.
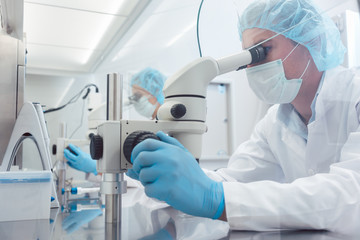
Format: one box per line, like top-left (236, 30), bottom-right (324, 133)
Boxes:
top-left (249, 45), bottom-right (266, 65)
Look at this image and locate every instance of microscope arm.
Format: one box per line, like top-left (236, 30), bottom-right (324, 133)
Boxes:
top-left (157, 46), bottom-right (265, 121)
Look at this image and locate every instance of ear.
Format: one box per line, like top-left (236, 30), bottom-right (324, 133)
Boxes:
top-left (152, 102), bottom-right (161, 119)
top-left (148, 95), bottom-right (158, 105)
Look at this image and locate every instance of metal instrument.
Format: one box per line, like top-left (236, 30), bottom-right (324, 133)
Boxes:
top-left (0, 102), bottom-right (59, 208)
top-left (89, 46), bottom-right (266, 239)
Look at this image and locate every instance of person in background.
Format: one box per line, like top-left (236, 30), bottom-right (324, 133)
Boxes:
top-left (64, 67), bottom-right (166, 175)
top-left (130, 67), bottom-right (166, 119)
top-left (126, 0), bottom-right (360, 234)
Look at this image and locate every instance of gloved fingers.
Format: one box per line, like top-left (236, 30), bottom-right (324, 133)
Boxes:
top-left (132, 151), bottom-right (159, 176)
top-left (62, 216), bottom-right (75, 230)
top-left (126, 169), bottom-right (139, 181)
top-left (64, 222), bottom-right (80, 234)
top-left (65, 158), bottom-right (81, 170)
top-left (88, 160), bottom-right (97, 174)
top-left (131, 138), bottom-right (165, 163)
top-left (156, 131), bottom-right (186, 150)
top-left (138, 166), bottom-right (160, 185)
top-left (143, 182), bottom-right (163, 200)
top-left (81, 154), bottom-right (95, 165)
top-left (139, 228), bottom-right (172, 240)
top-left (64, 149), bottom-right (78, 162)
top-left (67, 144), bottom-right (80, 155)
top-left (66, 161), bottom-right (74, 168)
top-left (83, 152), bottom-right (93, 160)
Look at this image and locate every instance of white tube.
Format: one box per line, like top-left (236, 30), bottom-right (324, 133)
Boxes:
top-left (216, 50), bottom-right (252, 75)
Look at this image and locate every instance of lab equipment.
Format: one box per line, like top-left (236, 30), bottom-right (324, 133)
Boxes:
top-left (62, 187), bottom-right (100, 195)
top-left (238, 0), bottom-right (346, 71)
top-left (129, 131), bottom-right (225, 219)
top-left (89, 46), bottom-right (266, 225)
top-left (130, 67), bottom-right (166, 104)
top-left (0, 33), bottom-right (26, 166)
top-left (44, 84), bottom-right (99, 114)
top-left (0, 171), bottom-right (52, 222)
top-left (64, 144), bottom-right (97, 175)
top-left (52, 87), bottom-right (103, 207)
top-left (53, 123), bottom-right (90, 207)
top-left (0, 102), bottom-right (59, 215)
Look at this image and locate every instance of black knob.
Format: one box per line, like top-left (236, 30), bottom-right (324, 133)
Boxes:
top-left (88, 133), bottom-right (94, 139)
top-left (171, 104), bottom-right (186, 119)
top-left (123, 131), bottom-right (160, 164)
top-left (52, 144), bottom-right (57, 155)
top-left (90, 135), bottom-right (103, 160)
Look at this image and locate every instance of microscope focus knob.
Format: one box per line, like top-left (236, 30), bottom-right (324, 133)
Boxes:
top-left (171, 104), bottom-right (186, 119)
top-left (90, 135), bottom-right (103, 160)
top-left (123, 131), bottom-right (160, 164)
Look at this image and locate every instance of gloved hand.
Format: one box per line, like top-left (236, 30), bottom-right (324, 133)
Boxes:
top-left (127, 131), bottom-right (224, 219)
top-left (62, 209), bottom-right (102, 234)
top-left (64, 144), bottom-right (97, 175)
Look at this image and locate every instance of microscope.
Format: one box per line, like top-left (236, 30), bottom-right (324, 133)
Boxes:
top-left (89, 46), bottom-right (266, 228)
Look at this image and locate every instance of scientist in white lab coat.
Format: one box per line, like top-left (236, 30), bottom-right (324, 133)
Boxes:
top-left (127, 0), bottom-right (360, 233)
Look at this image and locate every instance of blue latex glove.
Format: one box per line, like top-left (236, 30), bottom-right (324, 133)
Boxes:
top-left (127, 131), bottom-right (224, 219)
top-left (64, 144), bottom-right (97, 175)
top-left (140, 228), bottom-right (173, 240)
top-left (62, 209), bottom-right (102, 234)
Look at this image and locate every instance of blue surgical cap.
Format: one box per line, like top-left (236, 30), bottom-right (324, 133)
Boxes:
top-left (130, 67), bottom-right (166, 104)
top-left (238, 0), bottom-right (346, 71)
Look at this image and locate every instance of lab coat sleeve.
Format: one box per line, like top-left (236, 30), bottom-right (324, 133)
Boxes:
top-left (214, 106), bottom-right (285, 183)
top-left (223, 124), bottom-right (360, 234)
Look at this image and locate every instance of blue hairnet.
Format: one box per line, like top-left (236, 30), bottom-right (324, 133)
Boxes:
top-left (238, 0), bottom-right (346, 71)
top-left (130, 67), bottom-right (166, 104)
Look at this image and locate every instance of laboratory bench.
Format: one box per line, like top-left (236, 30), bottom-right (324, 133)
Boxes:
top-left (0, 187), bottom-right (357, 240)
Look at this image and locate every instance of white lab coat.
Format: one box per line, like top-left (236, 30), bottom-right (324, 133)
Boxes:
top-left (207, 66), bottom-right (360, 233)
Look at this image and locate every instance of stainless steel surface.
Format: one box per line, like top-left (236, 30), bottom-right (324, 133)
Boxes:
top-left (0, 34), bottom-right (25, 166)
top-left (56, 123), bottom-right (67, 206)
top-left (96, 122), bottom-right (122, 173)
top-left (16, 65), bottom-right (25, 116)
top-left (101, 173), bottom-right (127, 195)
top-left (15, 65), bottom-right (25, 168)
top-left (105, 194), bottom-right (120, 223)
top-left (105, 222), bottom-right (121, 240)
top-left (0, 187), bottom-right (356, 239)
top-left (101, 174), bottom-right (126, 226)
top-left (100, 74), bottom-right (126, 226)
top-left (57, 166), bottom-right (67, 207)
top-left (106, 73), bottom-right (122, 121)
top-left (0, 0), bottom-right (24, 40)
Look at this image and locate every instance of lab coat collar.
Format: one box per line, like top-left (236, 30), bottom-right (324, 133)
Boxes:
top-left (277, 104), bottom-right (308, 140)
top-left (276, 68), bottom-right (334, 140)
top-left (309, 66), bottom-right (350, 124)
top-left (308, 72), bottom-right (326, 123)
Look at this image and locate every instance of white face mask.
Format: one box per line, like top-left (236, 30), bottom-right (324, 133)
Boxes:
top-left (245, 43), bottom-right (310, 104)
top-left (133, 96), bottom-right (157, 119)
